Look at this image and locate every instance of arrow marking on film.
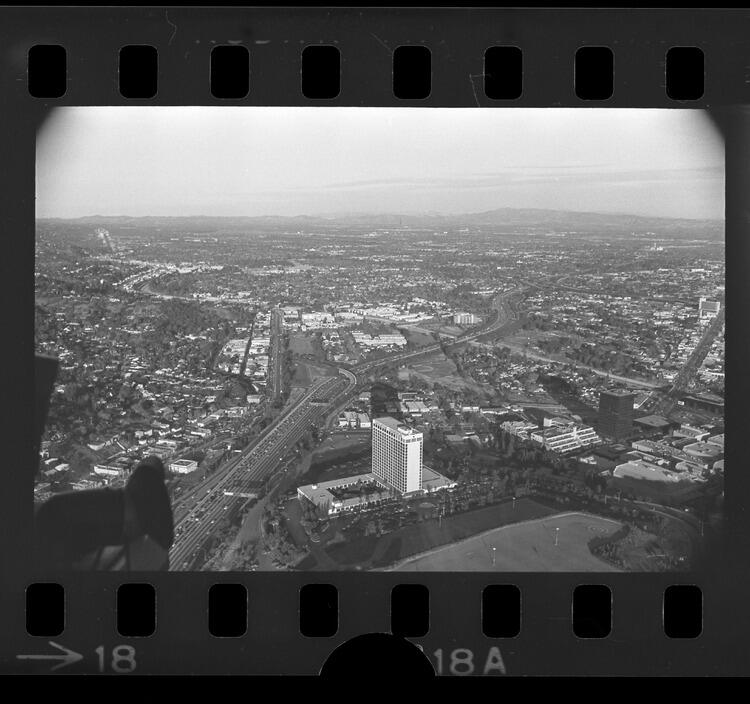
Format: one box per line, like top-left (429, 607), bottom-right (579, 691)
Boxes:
top-left (16, 641), bottom-right (84, 671)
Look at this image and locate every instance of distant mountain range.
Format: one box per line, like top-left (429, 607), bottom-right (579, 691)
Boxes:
top-left (38, 207), bottom-right (724, 238)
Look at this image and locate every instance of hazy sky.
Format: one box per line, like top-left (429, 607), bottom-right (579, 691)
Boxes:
top-left (36, 107), bottom-right (724, 220)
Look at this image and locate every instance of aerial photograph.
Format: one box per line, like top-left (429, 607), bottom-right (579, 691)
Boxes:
top-left (33, 107), bottom-right (724, 572)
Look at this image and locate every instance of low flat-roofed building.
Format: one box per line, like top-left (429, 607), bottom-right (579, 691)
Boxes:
top-left (530, 424), bottom-right (601, 454)
top-left (501, 420), bottom-right (539, 439)
top-left (633, 414), bottom-right (675, 434)
top-left (699, 297), bottom-right (721, 320)
top-left (683, 441), bottom-right (723, 466)
top-left (674, 425), bottom-right (710, 442)
top-left (169, 458), bottom-right (199, 474)
top-left (674, 460), bottom-right (706, 476)
top-left (613, 460), bottom-right (680, 483)
top-left (681, 393), bottom-right (724, 416)
top-left (297, 465), bottom-right (456, 515)
top-left (421, 465), bottom-right (458, 493)
top-left (93, 464), bottom-right (123, 477)
top-left (297, 473), bottom-right (389, 515)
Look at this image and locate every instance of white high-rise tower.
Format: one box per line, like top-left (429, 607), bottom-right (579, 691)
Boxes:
top-left (371, 417), bottom-right (423, 494)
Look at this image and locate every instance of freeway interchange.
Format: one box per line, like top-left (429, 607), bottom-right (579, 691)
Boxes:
top-left (167, 287), bottom-right (524, 570)
top-left (169, 279), bottom-right (720, 571)
top-left (163, 278), bottom-right (717, 571)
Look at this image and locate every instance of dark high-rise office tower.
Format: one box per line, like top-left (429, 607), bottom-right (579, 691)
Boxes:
top-left (598, 389), bottom-right (635, 440)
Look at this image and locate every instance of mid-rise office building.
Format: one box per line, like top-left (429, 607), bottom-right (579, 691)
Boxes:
top-left (372, 417), bottom-right (423, 494)
top-left (598, 389), bottom-right (635, 440)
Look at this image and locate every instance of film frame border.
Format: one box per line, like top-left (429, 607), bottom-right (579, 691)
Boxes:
top-left (1, 6), bottom-right (748, 676)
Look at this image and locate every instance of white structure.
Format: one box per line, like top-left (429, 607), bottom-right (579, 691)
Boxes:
top-left (699, 297), bottom-right (721, 320)
top-left (297, 473), bottom-right (390, 515)
top-left (297, 465), bottom-right (455, 516)
top-left (453, 312), bottom-right (479, 325)
top-left (169, 458), bottom-right (199, 474)
top-left (93, 464), bottom-right (122, 477)
top-left (613, 460), bottom-right (680, 483)
top-left (372, 417), bottom-right (423, 494)
top-left (501, 420), bottom-right (540, 439)
top-left (530, 423), bottom-right (601, 454)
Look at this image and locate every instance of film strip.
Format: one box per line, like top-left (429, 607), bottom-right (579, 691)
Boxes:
top-left (1, 7), bottom-right (749, 677)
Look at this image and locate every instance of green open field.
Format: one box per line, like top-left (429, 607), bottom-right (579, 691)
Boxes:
top-left (402, 329), bottom-right (436, 348)
top-left (392, 512), bottom-right (623, 572)
top-left (298, 432), bottom-right (372, 485)
top-left (289, 334), bottom-right (316, 355)
top-left (408, 353), bottom-right (488, 394)
top-left (291, 360), bottom-right (337, 388)
top-left (298, 498), bottom-right (559, 571)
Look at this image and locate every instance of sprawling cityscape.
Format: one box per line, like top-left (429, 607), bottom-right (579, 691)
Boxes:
top-left (34, 107), bottom-right (725, 572)
top-left (33, 207), bottom-right (724, 572)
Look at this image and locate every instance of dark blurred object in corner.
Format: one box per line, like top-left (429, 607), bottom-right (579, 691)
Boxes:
top-left (35, 456), bottom-right (174, 571)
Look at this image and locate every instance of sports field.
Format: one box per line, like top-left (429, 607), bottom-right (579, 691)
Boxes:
top-left (391, 513), bottom-right (623, 572)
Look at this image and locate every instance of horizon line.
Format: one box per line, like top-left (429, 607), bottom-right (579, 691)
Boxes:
top-left (35, 205), bottom-right (725, 223)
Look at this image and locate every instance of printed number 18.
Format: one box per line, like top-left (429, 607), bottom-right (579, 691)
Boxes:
top-left (95, 645), bottom-right (137, 673)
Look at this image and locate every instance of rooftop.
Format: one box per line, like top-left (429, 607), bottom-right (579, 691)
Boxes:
top-left (683, 442), bottom-right (723, 459)
top-left (614, 460), bottom-right (680, 483)
top-left (421, 465), bottom-right (458, 492)
top-left (634, 414), bottom-right (673, 428)
top-left (374, 416), bottom-right (421, 437)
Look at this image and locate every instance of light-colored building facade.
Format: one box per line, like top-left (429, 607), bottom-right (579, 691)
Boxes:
top-left (297, 473), bottom-right (391, 515)
top-left (529, 424), bottom-right (601, 454)
top-left (169, 458), bottom-right (199, 474)
top-left (613, 460), bottom-right (681, 483)
top-left (699, 297), bottom-right (721, 320)
top-left (372, 417), bottom-right (423, 494)
top-left (453, 312), bottom-right (479, 325)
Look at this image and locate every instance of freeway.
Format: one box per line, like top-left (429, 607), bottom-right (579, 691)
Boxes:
top-left (350, 286), bottom-right (525, 378)
top-left (648, 308), bottom-right (725, 416)
top-left (169, 373), bottom-right (355, 569)
top-left (130, 263), bottom-right (702, 569)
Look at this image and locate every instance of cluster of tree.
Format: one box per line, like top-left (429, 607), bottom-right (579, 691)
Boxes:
top-left (521, 311), bottom-right (555, 332)
top-left (152, 272), bottom-right (203, 297)
top-left (566, 342), bottom-right (635, 375)
top-left (279, 345), bottom-right (293, 404)
top-left (582, 470), bottom-right (608, 494)
top-left (537, 336), bottom-right (572, 356)
top-left (153, 298), bottom-right (226, 337)
top-left (443, 282), bottom-right (492, 318)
